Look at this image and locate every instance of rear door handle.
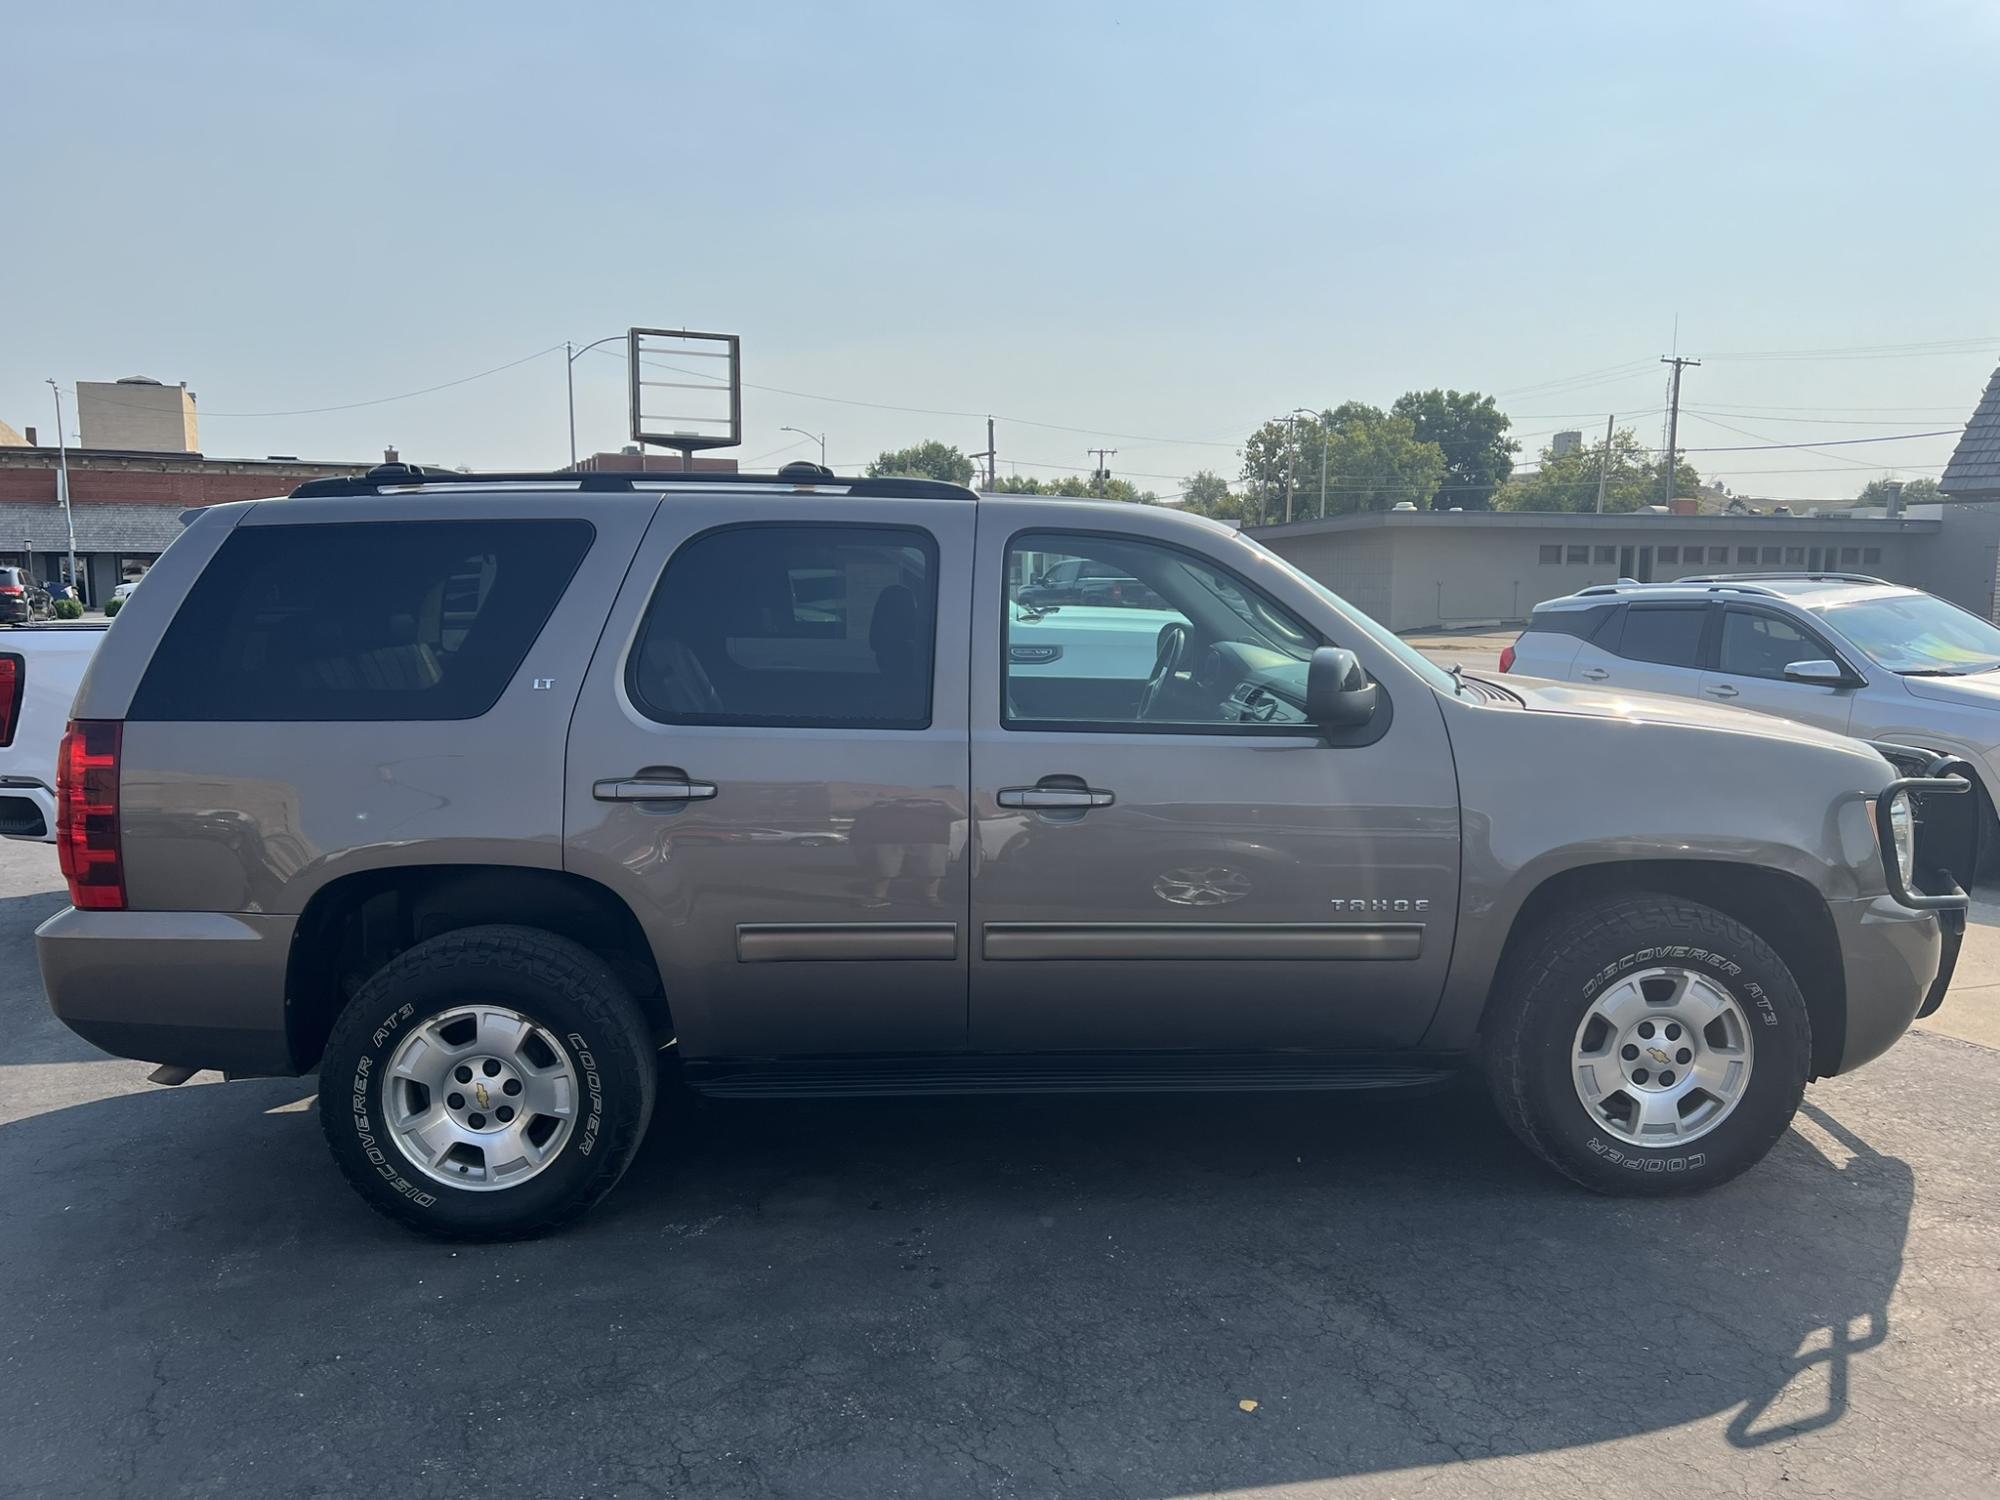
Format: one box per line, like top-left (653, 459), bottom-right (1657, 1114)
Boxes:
top-left (998, 786), bottom-right (1115, 810)
top-left (1704, 684), bottom-right (1740, 699)
top-left (1577, 666), bottom-right (1610, 681)
top-left (593, 776), bottom-right (718, 802)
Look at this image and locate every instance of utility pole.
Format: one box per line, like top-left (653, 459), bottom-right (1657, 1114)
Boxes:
top-left (1087, 447), bottom-right (1117, 489)
top-left (46, 381), bottom-right (78, 605)
top-left (1594, 412), bottom-right (1615, 513)
top-left (1660, 356), bottom-right (1700, 507)
top-left (565, 341), bottom-right (575, 469)
top-left (970, 416), bottom-right (996, 489)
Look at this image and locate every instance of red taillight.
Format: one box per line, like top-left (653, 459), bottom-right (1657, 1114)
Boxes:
top-left (0, 655), bottom-right (19, 746)
top-left (1498, 643), bottom-right (1517, 673)
top-left (0, 585), bottom-right (21, 597)
top-left (57, 720), bottom-right (124, 911)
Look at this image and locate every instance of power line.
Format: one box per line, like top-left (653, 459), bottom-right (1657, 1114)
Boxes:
top-left (1703, 335), bottom-right (1997, 361)
top-left (53, 345), bottom-right (569, 420)
top-left (1681, 407), bottom-right (1969, 427)
top-left (1677, 427), bottom-right (1958, 453)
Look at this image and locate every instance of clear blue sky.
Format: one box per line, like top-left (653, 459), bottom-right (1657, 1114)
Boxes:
top-left (4, 1), bottom-right (1996, 502)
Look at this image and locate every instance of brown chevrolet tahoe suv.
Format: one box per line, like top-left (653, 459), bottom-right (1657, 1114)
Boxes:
top-left (38, 463), bottom-right (1971, 1238)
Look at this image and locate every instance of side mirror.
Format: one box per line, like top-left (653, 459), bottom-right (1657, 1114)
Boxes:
top-left (1306, 646), bottom-right (1378, 728)
top-left (1782, 658), bottom-right (1851, 687)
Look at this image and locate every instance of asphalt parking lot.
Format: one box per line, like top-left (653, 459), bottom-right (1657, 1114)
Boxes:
top-left (6, 840), bottom-right (2000, 1498)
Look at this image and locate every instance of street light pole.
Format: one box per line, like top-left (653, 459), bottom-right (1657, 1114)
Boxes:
top-left (564, 335), bottom-right (626, 468)
top-left (46, 381), bottom-right (78, 605)
top-left (779, 427), bottom-right (827, 467)
top-left (1287, 408), bottom-right (1319, 525)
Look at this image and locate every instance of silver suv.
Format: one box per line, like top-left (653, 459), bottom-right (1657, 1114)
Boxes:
top-left (1504, 573), bottom-right (2000, 866)
top-left (39, 471), bottom-right (1970, 1238)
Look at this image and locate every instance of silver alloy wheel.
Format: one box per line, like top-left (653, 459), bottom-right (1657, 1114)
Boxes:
top-left (383, 1005), bottom-right (580, 1191)
top-left (1571, 966), bottom-right (1755, 1148)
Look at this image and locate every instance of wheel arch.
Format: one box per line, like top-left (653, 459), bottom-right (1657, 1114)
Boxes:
top-left (1487, 859), bottom-right (1846, 1079)
top-left (286, 864), bottom-right (668, 1072)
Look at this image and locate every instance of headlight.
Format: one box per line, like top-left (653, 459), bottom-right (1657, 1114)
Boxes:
top-left (1887, 790), bottom-right (1916, 889)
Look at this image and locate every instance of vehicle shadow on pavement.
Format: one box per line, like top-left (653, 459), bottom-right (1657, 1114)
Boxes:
top-left (0, 1065), bottom-right (1915, 1498)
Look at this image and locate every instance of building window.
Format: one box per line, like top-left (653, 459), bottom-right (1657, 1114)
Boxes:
top-left (1539, 545), bottom-right (1562, 564)
top-left (1840, 547), bottom-right (1860, 565)
top-left (1738, 546), bottom-right (1758, 565)
top-left (116, 554), bottom-right (158, 583)
top-left (1785, 546), bottom-right (1805, 565)
top-left (1566, 544), bottom-right (1589, 563)
top-left (1594, 545), bottom-right (1615, 564)
top-left (1658, 546), bottom-right (1680, 565)
top-left (1863, 547), bottom-right (1882, 565)
top-left (1761, 547), bottom-right (1782, 565)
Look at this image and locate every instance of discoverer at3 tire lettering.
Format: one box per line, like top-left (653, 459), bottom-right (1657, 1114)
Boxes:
top-left (1484, 894), bottom-right (1812, 1196)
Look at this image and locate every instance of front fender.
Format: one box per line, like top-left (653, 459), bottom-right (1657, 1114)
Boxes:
top-left (1423, 687), bottom-right (1893, 1050)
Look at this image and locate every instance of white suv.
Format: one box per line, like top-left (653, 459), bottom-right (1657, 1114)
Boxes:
top-left (1503, 572), bottom-right (2000, 861)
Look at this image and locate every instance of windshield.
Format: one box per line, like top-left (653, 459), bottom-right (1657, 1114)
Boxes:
top-left (1819, 593), bottom-right (2000, 675)
top-left (1241, 535), bottom-right (1462, 694)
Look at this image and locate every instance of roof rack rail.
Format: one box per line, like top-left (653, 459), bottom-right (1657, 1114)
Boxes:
top-left (1677, 571), bottom-right (1891, 587)
top-left (287, 465), bottom-right (978, 501)
top-left (1570, 579), bottom-right (1785, 600)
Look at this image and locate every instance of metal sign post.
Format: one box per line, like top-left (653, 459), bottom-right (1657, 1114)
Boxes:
top-left (626, 329), bottom-right (742, 470)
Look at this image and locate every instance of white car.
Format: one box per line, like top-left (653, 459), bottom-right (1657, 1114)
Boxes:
top-left (113, 580), bottom-right (141, 602)
top-left (1503, 571), bottom-right (2000, 863)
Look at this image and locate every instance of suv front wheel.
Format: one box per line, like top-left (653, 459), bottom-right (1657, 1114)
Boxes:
top-left (1484, 893), bottom-right (1811, 1193)
top-left (319, 925), bottom-right (657, 1239)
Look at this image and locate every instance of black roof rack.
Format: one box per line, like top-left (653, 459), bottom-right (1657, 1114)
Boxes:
top-left (288, 462), bottom-right (977, 501)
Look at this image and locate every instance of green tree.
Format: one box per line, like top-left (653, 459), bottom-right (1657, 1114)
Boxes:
top-left (993, 473), bottom-right (1159, 504)
top-left (1177, 468), bottom-right (1245, 519)
top-left (1239, 403), bottom-right (1447, 521)
top-left (1494, 429), bottom-right (1701, 513)
top-left (1855, 476), bottom-right (1943, 508)
top-left (1389, 389), bottom-right (1518, 509)
top-left (867, 440), bottom-right (975, 485)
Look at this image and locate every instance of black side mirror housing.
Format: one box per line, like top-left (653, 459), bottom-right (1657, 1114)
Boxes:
top-left (1306, 646), bottom-right (1378, 729)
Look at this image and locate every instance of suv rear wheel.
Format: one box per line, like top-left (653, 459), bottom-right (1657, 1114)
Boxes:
top-left (1484, 893), bottom-right (1811, 1193)
top-left (319, 925), bottom-right (656, 1239)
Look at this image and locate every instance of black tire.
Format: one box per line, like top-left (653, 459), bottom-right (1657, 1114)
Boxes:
top-left (1483, 893), bottom-right (1811, 1195)
top-left (319, 924), bottom-right (657, 1240)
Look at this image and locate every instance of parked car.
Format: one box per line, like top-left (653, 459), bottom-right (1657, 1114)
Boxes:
top-left (113, 579), bottom-right (141, 602)
top-left (0, 621), bottom-right (109, 839)
top-left (39, 469), bottom-right (1968, 1239)
top-left (1016, 555), bottom-right (1168, 610)
top-left (0, 566), bottom-right (54, 625)
top-left (1502, 572), bottom-right (2000, 868)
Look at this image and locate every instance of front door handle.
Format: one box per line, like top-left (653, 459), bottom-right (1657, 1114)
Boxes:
top-left (1577, 666), bottom-right (1610, 681)
top-left (1704, 684), bottom-right (1740, 699)
top-left (594, 776), bottom-right (718, 802)
top-left (998, 786), bottom-right (1115, 810)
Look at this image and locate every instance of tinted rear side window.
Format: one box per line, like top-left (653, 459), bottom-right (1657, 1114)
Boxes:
top-left (1615, 606), bottom-right (1708, 668)
top-left (627, 524), bottom-right (937, 729)
top-left (1527, 605), bottom-right (1615, 641)
top-left (130, 519), bottom-right (592, 721)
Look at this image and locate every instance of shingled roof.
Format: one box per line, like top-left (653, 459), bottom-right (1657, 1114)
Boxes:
top-left (1942, 363), bottom-right (2000, 500)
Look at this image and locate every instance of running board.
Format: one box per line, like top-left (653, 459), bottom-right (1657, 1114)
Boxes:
top-left (684, 1052), bottom-right (1463, 1100)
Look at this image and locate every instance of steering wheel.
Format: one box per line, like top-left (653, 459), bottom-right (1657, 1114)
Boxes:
top-left (1136, 622), bottom-right (1191, 721)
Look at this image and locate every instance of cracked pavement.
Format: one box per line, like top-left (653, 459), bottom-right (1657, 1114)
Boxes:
top-left (2, 838), bottom-right (1997, 1498)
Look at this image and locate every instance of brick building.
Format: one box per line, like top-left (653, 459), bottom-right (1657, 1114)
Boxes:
top-left (0, 445), bottom-right (384, 603)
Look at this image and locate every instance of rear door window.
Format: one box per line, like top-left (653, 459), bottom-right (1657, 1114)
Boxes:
top-left (1615, 605), bottom-right (1709, 668)
top-left (129, 519), bottom-right (592, 721)
top-left (627, 524), bottom-right (937, 729)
